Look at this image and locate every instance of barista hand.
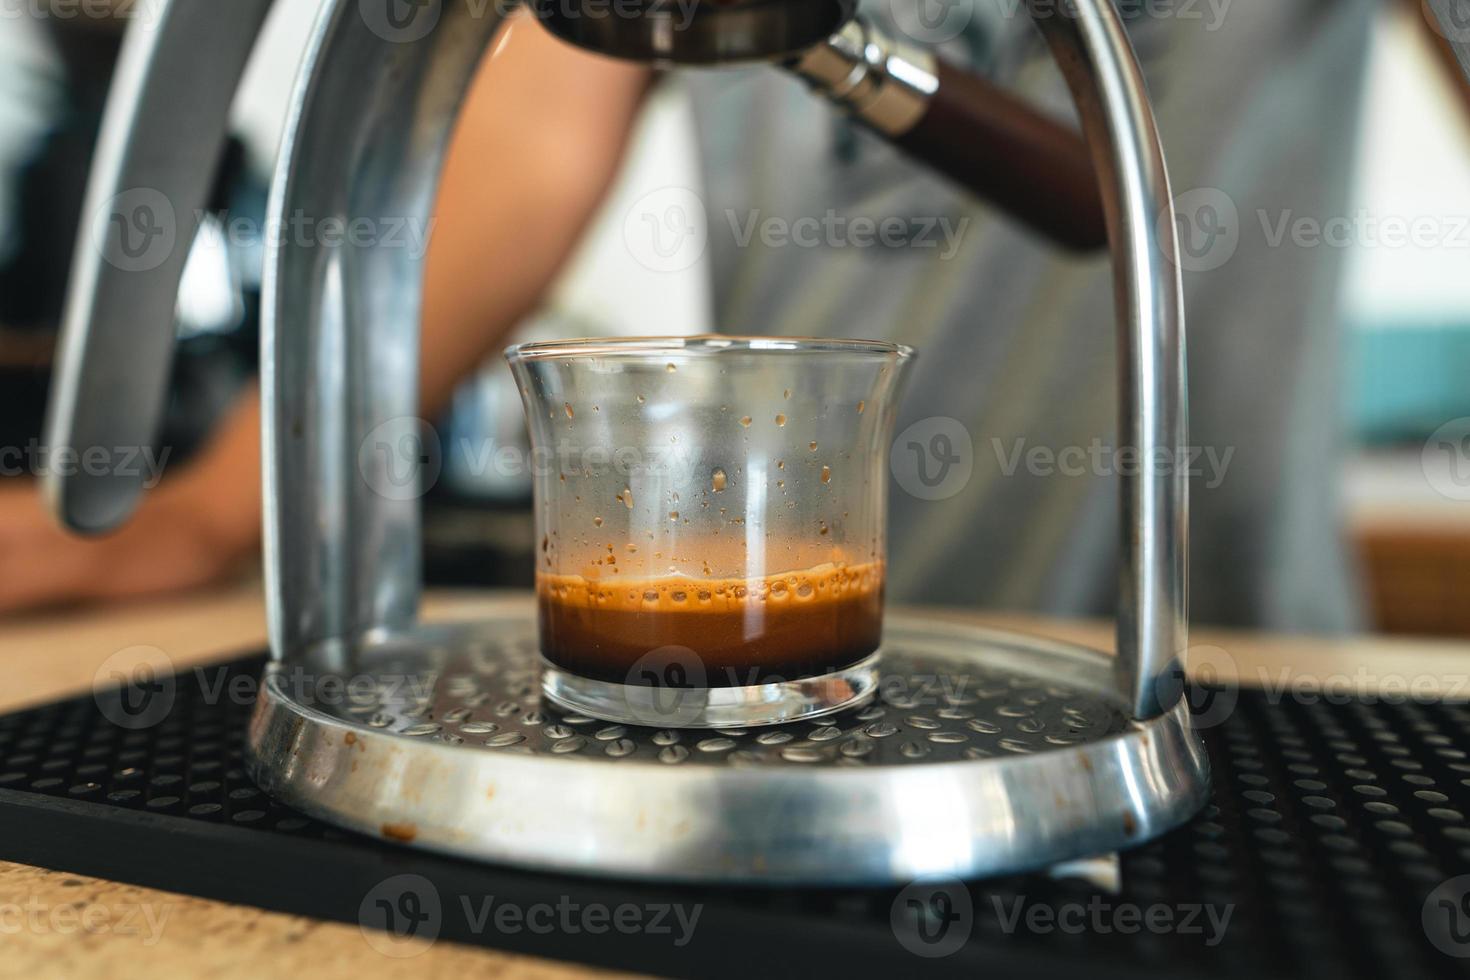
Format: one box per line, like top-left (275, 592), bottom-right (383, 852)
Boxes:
top-left (0, 13), bottom-right (650, 613)
top-left (0, 393), bottom-right (262, 615)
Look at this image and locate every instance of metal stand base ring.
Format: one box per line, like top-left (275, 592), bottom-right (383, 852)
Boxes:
top-left (246, 600), bottom-right (1210, 885)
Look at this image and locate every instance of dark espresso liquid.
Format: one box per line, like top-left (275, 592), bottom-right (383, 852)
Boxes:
top-left (537, 562), bottom-right (884, 686)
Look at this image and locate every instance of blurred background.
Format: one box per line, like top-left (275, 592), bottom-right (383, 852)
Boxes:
top-left (2, 0), bottom-right (1469, 637)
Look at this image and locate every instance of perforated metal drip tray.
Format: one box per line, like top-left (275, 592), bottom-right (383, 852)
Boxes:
top-left (0, 653), bottom-right (1467, 978)
top-left (243, 615), bottom-right (1209, 886)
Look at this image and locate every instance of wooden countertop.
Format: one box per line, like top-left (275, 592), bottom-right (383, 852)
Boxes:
top-left (0, 862), bottom-right (630, 980)
top-left (1, 583), bottom-right (1467, 977)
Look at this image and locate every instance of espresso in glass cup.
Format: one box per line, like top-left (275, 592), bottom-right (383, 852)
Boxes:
top-left (506, 336), bottom-right (915, 727)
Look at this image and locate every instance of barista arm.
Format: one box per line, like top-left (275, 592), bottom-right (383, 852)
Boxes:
top-left (0, 15), bottom-right (650, 613)
top-left (421, 15), bottom-right (651, 416)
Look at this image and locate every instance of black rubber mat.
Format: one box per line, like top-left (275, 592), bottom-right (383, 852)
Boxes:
top-left (0, 653), bottom-right (1467, 978)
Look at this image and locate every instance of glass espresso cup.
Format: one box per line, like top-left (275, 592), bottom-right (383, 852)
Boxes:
top-left (506, 336), bottom-right (915, 727)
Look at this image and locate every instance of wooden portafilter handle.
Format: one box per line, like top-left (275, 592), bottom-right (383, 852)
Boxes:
top-left (787, 18), bottom-right (1108, 252)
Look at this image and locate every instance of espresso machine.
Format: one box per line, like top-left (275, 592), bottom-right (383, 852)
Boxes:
top-left (43, 0), bottom-right (1202, 884)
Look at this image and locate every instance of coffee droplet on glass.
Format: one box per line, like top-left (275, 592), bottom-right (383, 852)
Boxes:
top-left (665, 363), bottom-right (676, 373)
top-left (857, 400), bottom-right (865, 414)
top-left (775, 414), bottom-right (787, 427)
top-left (821, 465), bottom-right (832, 484)
top-left (564, 402), bottom-right (574, 418)
top-left (622, 487), bottom-right (634, 508)
top-left (593, 516), bottom-right (603, 527)
top-left (739, 416), bottom-right (752, 428)
top-left (711, 468), bottom-right (728, 492)
top-left (809, 441), bottom-right (818, 451)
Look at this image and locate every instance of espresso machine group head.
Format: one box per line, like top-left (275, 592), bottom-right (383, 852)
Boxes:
top-left (533, 0), bottom-right (857, 63)
top-left (43, 0), bottom-right (1202, 883)
top-left (540, 0), bottom-right (1111, 249)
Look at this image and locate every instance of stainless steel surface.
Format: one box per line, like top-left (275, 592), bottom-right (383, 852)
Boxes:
top-left (532, 0), bottom-right (855, 65)
top-left (1028, 0), bottom-right (1189, 719)
top-left (787, 14), bottom-right (938, 136)
top-left (262, 0), bottom-right (507, 659)
top-left (247, 601), bottom-right (1210, 884)
top-left (43, 0), bottom-right (274, 533)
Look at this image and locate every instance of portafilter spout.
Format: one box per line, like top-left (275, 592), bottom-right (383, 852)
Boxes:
top-left (535, 0), bottom-right (1108, 249)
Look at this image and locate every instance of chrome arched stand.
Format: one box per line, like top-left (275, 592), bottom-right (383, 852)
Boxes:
top-left (47, 0), bottom-right (1204, 884)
